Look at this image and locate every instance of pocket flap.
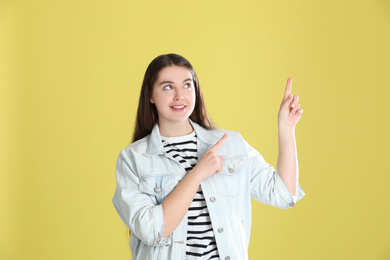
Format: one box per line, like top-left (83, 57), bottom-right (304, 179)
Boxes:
top-left (138, 175), bottom-right (175, 196)
top-left (221, 156), bottom-right (247, 175)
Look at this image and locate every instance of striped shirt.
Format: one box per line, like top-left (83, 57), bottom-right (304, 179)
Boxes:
top-left (161, 132), bottom-right (220, 260)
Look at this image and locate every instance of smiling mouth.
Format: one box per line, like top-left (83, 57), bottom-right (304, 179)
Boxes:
top-left (170, 105), bottom-right (187, 111)
top-left (172, 105), bottom-right (186, 109)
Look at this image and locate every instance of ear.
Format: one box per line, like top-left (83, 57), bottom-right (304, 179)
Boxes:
top-left (150, 97), bottom-right (155, 104)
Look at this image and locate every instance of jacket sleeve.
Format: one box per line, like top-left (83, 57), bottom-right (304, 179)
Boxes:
top-left (243, 138), bottom-right (305, 209)
top-left (112, 150), bottom-right (172, 246)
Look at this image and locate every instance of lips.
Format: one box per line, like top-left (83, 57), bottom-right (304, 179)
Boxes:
top-left (170, 104), bottom-right (187, 111)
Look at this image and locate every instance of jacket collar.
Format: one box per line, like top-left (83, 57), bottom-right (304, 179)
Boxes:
top-left (145, 119), bottom-right (218, 156)
top-left (190, 119), bottom-right (218, 146)
top-left (145, 123), bottom-right (165, 156)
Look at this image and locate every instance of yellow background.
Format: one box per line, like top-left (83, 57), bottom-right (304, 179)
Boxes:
top-left (1, 0), bottom-right (389, 259)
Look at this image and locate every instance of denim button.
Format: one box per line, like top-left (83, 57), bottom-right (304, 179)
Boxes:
top-left (218, 227), bottom-right (224, 233)
top-left (289, 202), bottom-right (295, 207)
top-left (210, 197), bottom-right (216, 202)
top-left (154, 183), bottom-right (161, 193)
top-left (228, 167), bottom-right (234, 173)
top-left (225, 257), bottom-right (230, 260)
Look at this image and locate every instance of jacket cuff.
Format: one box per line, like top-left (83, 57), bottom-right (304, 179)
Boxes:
top-left (152, 204), bottom-right (172, 246)
top-left (274, 171), bottom-right (305, 208)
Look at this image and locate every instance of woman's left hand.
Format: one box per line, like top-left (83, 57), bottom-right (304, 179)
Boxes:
top-left (278, 78), bottom-right (303, 129)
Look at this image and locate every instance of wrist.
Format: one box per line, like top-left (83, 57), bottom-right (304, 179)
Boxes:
top-left (278, 123), bottom-right (295, 134)
top-left (187, 167), bottom-right (204, 183)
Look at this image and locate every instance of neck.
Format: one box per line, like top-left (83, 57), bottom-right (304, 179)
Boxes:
top-left (158, 119), bottom-right (193, 137)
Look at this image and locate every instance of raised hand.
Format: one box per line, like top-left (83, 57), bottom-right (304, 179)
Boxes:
top-left (278, 78), bottom-right (303, 129)
top-left (192, 133), bottom-right (228, 180)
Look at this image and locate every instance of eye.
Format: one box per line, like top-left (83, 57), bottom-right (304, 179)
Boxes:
top-left (163, 85), bottom-right (173, 90)
top-left (184, 83), bottom-right (192, 89)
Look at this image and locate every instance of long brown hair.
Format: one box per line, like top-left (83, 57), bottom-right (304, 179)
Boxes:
top-left (132, 53), bottom-right (215, 142)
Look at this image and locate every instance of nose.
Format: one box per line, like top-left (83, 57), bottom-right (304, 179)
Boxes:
top-left (173, 89), bottom-right (184, 101)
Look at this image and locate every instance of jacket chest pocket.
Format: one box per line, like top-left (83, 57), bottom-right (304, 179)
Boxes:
top-left (217, 155), bottom-right (247, 197)
top-left (138, 174), bottom-right (182, 204)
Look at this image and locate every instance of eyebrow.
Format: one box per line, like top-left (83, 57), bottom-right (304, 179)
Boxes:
top-left (159, 78), bottom-right (192, 85)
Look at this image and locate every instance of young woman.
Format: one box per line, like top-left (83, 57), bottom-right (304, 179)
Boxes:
top-left (112, 53), bottom-right (305, 260)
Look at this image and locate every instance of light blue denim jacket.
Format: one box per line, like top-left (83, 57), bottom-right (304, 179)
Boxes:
top-left (112, 120), bottom-right (305, 260)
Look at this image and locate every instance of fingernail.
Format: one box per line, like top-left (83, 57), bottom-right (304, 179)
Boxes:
top-left (291, 103), bottom-right (295, 108)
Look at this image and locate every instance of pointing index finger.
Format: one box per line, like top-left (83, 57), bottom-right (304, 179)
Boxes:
top-left (283, 77), bottom-right (292, 101)
top-left (210, 133), bottom-right (228, 152)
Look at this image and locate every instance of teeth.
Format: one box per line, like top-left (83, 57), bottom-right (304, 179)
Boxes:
top-left (173, 106), bottom-right (185, 109)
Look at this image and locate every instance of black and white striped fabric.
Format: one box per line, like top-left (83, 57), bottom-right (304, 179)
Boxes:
top-left (161, 132), bottom-right (220, 260)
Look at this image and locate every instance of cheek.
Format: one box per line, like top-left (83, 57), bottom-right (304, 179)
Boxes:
top-left (192, 95), bottom-right (196, 106)
top-left (187, 90), bottom-right (196, 103)
top-left (151, 92), bottom-right (167, 105)
top-left (188, 94), bottom-right (196, 112)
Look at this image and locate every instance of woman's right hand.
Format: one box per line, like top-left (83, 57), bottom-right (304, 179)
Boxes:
top-left (161, 133), bottom-right (228, 237)
top-left (192, 133), bottom-right (228, 180)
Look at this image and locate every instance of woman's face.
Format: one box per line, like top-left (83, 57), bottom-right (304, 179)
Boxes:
top-left (150, 65), bottom-right (196, 127)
